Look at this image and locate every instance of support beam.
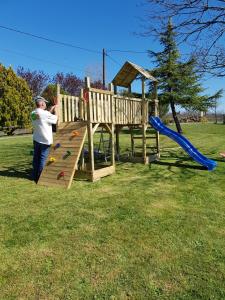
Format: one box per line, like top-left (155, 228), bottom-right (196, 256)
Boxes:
top-left (56, 83), bottom-right (61, 125)
top-left (115, 125), bottom-right (121, 159)
top-left (87, 123), bottom-right (94, 172)
top-left (142, 124), bottom-right (147, 164)
top-left (102, 123), bottom-right (112, 135)
top-left (110, 123), bottom-right (115, 166)
top-left (92, 123), bottom-right (100, 135)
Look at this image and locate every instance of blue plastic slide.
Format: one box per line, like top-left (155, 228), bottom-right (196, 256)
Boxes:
top-left (149, 116), bottom-right (217, 171)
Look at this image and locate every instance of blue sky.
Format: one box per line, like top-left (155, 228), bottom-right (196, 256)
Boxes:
top-left (0, 0), bottom-right (224, 111)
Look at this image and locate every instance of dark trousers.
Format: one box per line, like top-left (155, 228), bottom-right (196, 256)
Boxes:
top-left (32, 141), bottom-right (50, 183)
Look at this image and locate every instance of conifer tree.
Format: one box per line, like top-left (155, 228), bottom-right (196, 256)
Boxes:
top-left (149, 19), bottom-right (221, 133)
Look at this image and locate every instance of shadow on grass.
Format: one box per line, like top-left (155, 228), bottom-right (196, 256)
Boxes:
top-left (0, 164), bottom-right (32, 180)
top-left (151, 160), bottom-right (207, 170)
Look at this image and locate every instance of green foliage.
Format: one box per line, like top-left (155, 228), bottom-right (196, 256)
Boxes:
top-left (0, 64), bottom-right (33, 130)
top-left (41, 84), bottom-right (67, 106)
top-left (149, 19), bottom-right (221, 113)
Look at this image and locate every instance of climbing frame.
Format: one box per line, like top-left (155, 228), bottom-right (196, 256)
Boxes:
top-left (38, 121), bottom-right (87, 189)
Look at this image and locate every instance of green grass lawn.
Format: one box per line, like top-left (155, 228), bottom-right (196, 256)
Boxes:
top-left (0, 123), bottom-right (225, 299)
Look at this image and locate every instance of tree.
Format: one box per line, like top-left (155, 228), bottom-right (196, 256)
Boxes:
top-left (41, 84), bottom-right (68, 106)
top-left (149, 19), bottom-right (219, 133)
top-left (145, 0), bottom-right (225, 76)
top-left (0, 64), bottom-right (33, 133)
top-left (91, 79), bottom-right (105, 89)
top-left (17, 67), bottom-right (50, 96)
top-left (52, 72), bottom-right (84, 96)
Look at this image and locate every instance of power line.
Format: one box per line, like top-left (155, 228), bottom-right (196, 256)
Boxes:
top-left (0, 47), bottom-right (85, 73)
top-left (107, 49), bottom-right (148, 54)
top-left (0, 25), bottom-right (101, 54)
top-left (106, 53), bottom-right (122, 67)
top-left (0, 24), bottom-right (149, 56)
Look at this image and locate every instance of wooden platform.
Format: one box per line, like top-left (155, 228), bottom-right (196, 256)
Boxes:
top-left (38, 122), bottom-right (87, 189)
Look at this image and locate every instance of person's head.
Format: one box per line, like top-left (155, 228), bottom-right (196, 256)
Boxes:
top-left (34, 96), bottom-right (48, 110)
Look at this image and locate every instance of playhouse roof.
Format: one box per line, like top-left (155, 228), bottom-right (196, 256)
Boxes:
top-left (112, 61), bottom-right (157, 88)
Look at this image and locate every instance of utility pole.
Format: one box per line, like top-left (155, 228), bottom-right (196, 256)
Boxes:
top-left (103, 48), bottom-right (106, 89)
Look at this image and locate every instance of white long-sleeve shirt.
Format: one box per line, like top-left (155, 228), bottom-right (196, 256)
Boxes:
top-left (31, 108), bottom-right (58, 145)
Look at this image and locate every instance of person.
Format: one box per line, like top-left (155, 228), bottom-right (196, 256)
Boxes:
top-left (31, 96), bottom-right (58, 183)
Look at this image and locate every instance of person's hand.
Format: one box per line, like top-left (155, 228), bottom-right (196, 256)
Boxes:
top-left (49, 105), bottom-right (58, 113)
top-left (53, 97), bottom-right (58, 105)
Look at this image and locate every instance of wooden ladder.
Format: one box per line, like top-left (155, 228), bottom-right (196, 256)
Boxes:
top-left (38, 121), bottom-right (87, 189)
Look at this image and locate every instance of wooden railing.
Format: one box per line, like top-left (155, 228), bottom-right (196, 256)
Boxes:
top-left (57, 85), bottom-right (150, 125)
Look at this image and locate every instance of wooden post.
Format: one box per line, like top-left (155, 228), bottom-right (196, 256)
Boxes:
top-left (85, 76), bottom-right (91, 89)
top-left (128, 84), bottom-right (131, 94)
top-left (141, 77), bottom-right (147, 163)
top-left (153, 81), bottom-right (160, 157)
top-left (86, 76), bottom-right (95, 175)
top-left (142, 124), bottom-right (148, 164)
top-left (130, 126), bottom-right (134, 157)
top-left (56, 83), bottom-right (61, 125)
top-left (79, 89), bottom-right (84, 120)
top-left (108, 83), bottom-right (114, 92)
top-left (87, 123), bottom-right (95, 174)
top-left (110, 123), bottom-right (115, 166)
top-left (115, 125), bottom-right (120, 159)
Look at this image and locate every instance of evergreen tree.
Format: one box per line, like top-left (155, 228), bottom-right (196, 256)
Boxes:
top-left (149, 19), bottom-right (219, 133)
top-left (0, 64), bottom-right (33, 133)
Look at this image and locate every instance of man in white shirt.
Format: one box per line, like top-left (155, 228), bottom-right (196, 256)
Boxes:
top-left (31, 96), bottom-right (58, 183)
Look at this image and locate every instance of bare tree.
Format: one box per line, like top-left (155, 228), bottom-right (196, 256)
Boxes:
top-left (145, 0), bottom-right (225, 76)
top-left (17, 67), bottom-right (50, 96)
top-left (52, 72), bottom-right (84, 96)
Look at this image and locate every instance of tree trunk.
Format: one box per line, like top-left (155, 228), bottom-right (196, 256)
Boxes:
top-left (170, 100), bottom-right (183, 134)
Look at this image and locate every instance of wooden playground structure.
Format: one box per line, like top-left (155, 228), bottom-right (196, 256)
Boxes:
top-left (38, 61), bottom-right (160, 189)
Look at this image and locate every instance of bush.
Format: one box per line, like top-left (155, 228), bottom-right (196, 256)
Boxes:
top-left (0, 64), bottom-right (33, 133)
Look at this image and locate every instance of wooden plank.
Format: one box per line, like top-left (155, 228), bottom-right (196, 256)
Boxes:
top-left (92, 123), bottom-right (100, 135)
top-left (111, 95), bottom-right (115, 123)
top-left (91, 165), bottom-right (115, 182)
top-left (87, 122), bottom-right (94, 172)
top-left (92, 92), bottom-right (97, 122)
top-left (100, 93), bottom-right (104, 123)
top-left (84, 100), bottom-right (88, 121)
top-left (38, 121), bottom-right (87, 189)
top-left (71, 98), bottom-right (75, 122)
top-left (96, 92), bottom-right (100, 121)
top-left (108, 95), bottom-right (111, 123)
top-left (105, 94), bottom-right (108, 123)
top-left (64, 97), bottom-right (68, 122)
top-left (89, 87), bottom-right (114, 95)
top-left (76, 97), bottom-right (79, 118)
top-left (110, 124), bottom-right (115, 166)
top-left (68, 96), bottom-right (71, 121)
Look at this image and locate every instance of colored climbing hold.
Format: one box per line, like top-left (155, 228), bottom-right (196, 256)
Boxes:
top-left (54, 143), bottom-right (61, 150)
top-left (63, 150), bottom-right (72, 159)
top-left (59, 171), bottom-right (65, 177)
top-left (49, 157), bottom-right (56, 163)
top-left (71, 130), bottom-right (80, 137)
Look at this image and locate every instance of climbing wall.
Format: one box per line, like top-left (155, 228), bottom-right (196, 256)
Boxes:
top-left (38, 121), bottom-right (87, 189)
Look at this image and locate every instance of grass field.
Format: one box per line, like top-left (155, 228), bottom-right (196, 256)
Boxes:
top-left (0, 123), bottom-right (225, 299)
